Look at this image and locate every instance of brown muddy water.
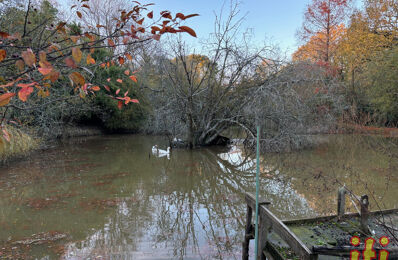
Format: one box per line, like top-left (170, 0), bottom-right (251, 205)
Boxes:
top-left (0, 134), bottom-right (397, 259)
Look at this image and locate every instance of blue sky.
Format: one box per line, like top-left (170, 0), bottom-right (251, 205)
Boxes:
top-left (151, 0), bottom-right (362, 56)
top-left (60, 0), bottom-right (362, 56)
top-left (151, 0), bottom-right (312, 55)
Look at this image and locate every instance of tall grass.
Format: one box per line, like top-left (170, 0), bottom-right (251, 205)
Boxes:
top-left (0, 125), bottom-right (39, 163)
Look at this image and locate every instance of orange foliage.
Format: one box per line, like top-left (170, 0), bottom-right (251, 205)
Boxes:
top-left (293, 24), bottom-right (346, 63)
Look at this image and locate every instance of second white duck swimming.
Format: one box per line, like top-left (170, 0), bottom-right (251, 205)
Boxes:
top-left (151, 145), bottom-right (158, 154)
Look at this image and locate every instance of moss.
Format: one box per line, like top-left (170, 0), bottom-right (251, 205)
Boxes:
top-left (0, 125), bottom-right (39, 163)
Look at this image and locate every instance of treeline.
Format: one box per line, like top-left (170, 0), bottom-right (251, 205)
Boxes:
top-left (293, 0), bottom-right (398, 125)
top-left (0, 0), bottom-right (196, 141)
top-left (0, 0), bottom-right (396, 155)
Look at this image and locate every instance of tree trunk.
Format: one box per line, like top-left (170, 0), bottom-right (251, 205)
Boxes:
top-left (187, 96), bottom-right (194, 149)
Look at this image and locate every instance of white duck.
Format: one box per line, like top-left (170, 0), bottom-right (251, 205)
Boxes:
top-left (158, 147), bottom-right (171, 155)
top-left (151, 146), bottom-right (171, 159)
top-left (151, 145), bottom-right (159, 154)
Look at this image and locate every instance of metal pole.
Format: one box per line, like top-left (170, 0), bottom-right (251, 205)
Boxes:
top-left (254, 125), bottom-right (260, 258)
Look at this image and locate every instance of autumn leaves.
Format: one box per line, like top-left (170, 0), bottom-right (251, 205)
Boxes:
top-left (0, 0), bottom-right (198, 110)
top-left (0, 0), bottom-right (199, 142)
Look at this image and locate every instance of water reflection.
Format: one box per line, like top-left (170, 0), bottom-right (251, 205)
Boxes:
top-left (0, 134), bottom-right (396, 259)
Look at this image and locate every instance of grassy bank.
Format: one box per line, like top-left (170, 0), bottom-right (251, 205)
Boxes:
top-left (0, 124), bottom-right (107, 164)
top-left (0, 125), bottom-right (39, 164)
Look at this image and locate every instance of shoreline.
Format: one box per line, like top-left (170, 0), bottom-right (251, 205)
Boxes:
top-left (2, 123), bottom-right (398, 165)
top-left (0, 125), bottom-right (105, 166)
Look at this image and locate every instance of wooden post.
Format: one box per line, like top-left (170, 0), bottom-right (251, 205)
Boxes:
top-left (258, 209), bottom-right (270, 260)
top-left (244, 193), bottom-right (271, 260)
top-left (360, 195), bottom-right (370, 234)
top-left (337, 187), bottom-right (346, 219)
top-left (242, 205), bottom-right (253, 260)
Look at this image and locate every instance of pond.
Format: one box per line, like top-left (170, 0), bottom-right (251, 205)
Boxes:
top-left (0, 134), bottom-right (397, 259)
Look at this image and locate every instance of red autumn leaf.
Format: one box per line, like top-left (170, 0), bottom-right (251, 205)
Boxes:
top-left (0, 31), bottom-right (10, 38)
top-left (65, 57), bottom-right (77, 68)
top-left (184, 14), bottom-right (199, 19)
top-left (161, 11), bottom-right (172, 19)
top-left (70, 35), bottom-right (80, 43)
top-left (0, 82), bottom-right (14, 88)
top-left (0, 93), bottom-right (16, 106)
top-left (104, 85), bottom-right (110, 92)
top-left (124, 70), bottom-right (130, 76)
top-left (100, 63), bottom-right (106, 68)
top-left (38, 51), bottom-right (47, 63)
top-left (39, 60), bottom-right (52, 69)
top-left (18, 86), bottom-right (34, 102)
top-left (108, 39), bottom-right (115, 47)
top-left (46, 70), bottom-right (60, 83)
top-left (118, 56), bottom-right (125, 65)
top-left (15, 60), bottom-right (24, 71)
top-left (17, 82), bottom-right (37, 88)
top-left (116, 79), bottom-right (123, 84)
top-left (21, 48), bottom-right (36, 67)
top-left (124, 91), bottom-right (129, 96)
top-left (123, 96), bottom-right (131, 104)
top-left (131, 99), bottom-right (139, 103)
top-left (76, 11), bottom-right (82, 18)
top-left (175, 13), bottom-right (185, 20)
top-left (72, 47), bottom-right (82, 63)
top-left (38, 67), bottom-right (53, 75)
top-left (117, 100), bottom-right (123, 109)
top-left (137, 18), bottom-right (144, 25)
top-left (91, 86), bottom-right (100, 91)
top-left (85, 32), bottom-right (95, 42)
top-left (69, 72), bottom-right (85, 86)
top-left (147, 11), bottom-right (153, 18)
top-left (116, 89), bottom-right (120, 94)
top-left (0, 78), bottom-right (22, 88)
top-left (86, 54), bottom-right (95, 65)
top-left (82, 83), bottom-right (88, 92)
top-left (129, 75), bottom-right (137, 83)
top-left (82, 4), bottom-right (90, 9)
top-left (151, 26), bottom-right (160, 33)
top-left (55, 22), bottom-right (66, 33)
top-left (2, 129), bottom-right (10, 142)
top-left (179, 26), bottom-right (197, 37)
top-left (152, 34), bottom-right (160, 41)
top-left (0, 49), bottom-right (6, 62)
top-left (126, 53), bottom-right (133, 60)
top-left (107, 78), bottom-right (111, 82)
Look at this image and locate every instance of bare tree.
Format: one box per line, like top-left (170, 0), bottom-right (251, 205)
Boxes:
top-left (244, 61), bottom-right (345, 152)
top-left (140, 2), bottom-right (344, 152)
top-left (144, 2), bottom-right (268, 148)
